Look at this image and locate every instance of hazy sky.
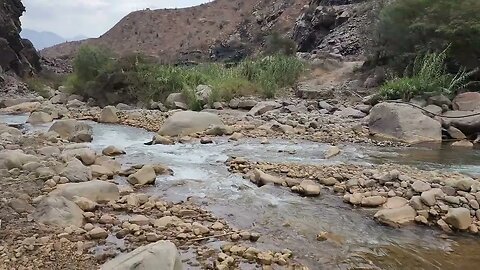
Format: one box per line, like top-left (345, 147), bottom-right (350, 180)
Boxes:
top-left (21, 0), bottom-right (210, 38)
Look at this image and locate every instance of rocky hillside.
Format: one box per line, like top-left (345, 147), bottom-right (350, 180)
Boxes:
top-left (40, 0), bottom-right (376, 63)
top-left (0, 0), bottom-right (40, 77)
top-left (41, 0), bottom-right (309, 62)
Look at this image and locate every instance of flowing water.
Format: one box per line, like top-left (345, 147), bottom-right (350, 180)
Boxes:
top-left (2, 114), bottom-right (480, 269)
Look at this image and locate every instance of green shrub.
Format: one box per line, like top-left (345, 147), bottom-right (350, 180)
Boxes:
top-left (264, 32), bottom-right (297, 56)
top-left (380, 50), bottom-right (478, 100)
top-left (25, 78), bottom-right (50, 98)
top-left (375, 0), bottom-right (480, 71)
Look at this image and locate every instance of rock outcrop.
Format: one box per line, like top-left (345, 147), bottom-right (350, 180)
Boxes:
top-left (0, 0), bottom-right (41, 76)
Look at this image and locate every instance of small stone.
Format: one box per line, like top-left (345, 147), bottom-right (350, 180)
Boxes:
top-left (411, 180), bottom-right (431, 193)
top-left (88, 227), bottom-right (108, 239)
top-left (414, 215), bottom-right (428, 224)
top-left (361, 196), bottom-right (387, 207)
top-left (211, 221), bottom-right (224, 230)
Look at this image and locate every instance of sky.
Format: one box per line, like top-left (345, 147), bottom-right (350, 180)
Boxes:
top-left (21, 0), bottom-right (211, 39)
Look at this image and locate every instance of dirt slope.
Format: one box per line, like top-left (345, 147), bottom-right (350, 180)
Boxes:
top-left (41, 0), bottom-right (308, 62)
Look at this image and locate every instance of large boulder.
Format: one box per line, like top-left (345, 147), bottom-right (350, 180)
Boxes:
top-left (99, 106), bottom-right (119, 123)
top-left (158, 111), bottom-right (224, 136)
top-left (374, 205), bottom-right (416, 227)
top-left (101, 241), bottom-right (183, 270)
top-left (165, 93), bottom-right (186, 108)
top-left (248, 101), bottom-right (282, 116)
top-left (1, 102), bottom-right (41, 113)
top-left (61, 147), bottom-right (96, 165)
top-left (452, 92), bottom-right (480, 111)
top-left (60, 158), bottom-right (92, 182)
top-left (33, 196), bottom-right (84, 228)
top-left (442, 111), bottom-right (480, 135)
top-left (127, 165), bottom-right (156, 186)
top-left (50, 180), bottom-right (119, 202)
top-left (0, 150), bottom-right (39, 170)
top-left (48, 119), bottom-right (93, 142)
top-left (445, 207), bottom-right (472, 230)
top-left (27, 111), bottom-right (53, 124)
top-left (252, 169), bottom-right (284, 186)
top-left (369, 103), bottom-right (442, 144)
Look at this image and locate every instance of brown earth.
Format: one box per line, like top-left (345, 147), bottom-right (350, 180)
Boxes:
top-left (40, 0), bottom-right (309, 62)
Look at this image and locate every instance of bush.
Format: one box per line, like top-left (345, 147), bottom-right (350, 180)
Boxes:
top-left (375, 0), bottom-right (480, 71)
top-left (380, 50), bottom-right (478, 100)
top-left (264, 32), bottom-right (297, 56)
top-left (66, 46), bottom-right (305, 109)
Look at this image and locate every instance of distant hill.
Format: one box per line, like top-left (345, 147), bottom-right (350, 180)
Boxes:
top-left (21, 29), bottom-right (88, 50)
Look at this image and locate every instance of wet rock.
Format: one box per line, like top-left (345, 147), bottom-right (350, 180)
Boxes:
top-left (152, 164), bottom-right (173, 175)
top-left (101, 241), bottom-right (182, 270)
top-left (374, 205), bottom-right (416, 227)
top-left (361, 196), bottom-right (387, 207)
top-left (200, 137), bottom-right (213, 144)
top-left (229, 132), bottom-right (244, 141)
top-left (102, 145), bottom-right (125, 156)
top-left (298, 180), bottom-right (321, 196)
top-left (252, 169), bottom-right (283, 186)
top-left (60, 158), bottom-right (92, 182)
top-left (411, 180), bottom-right (431, 193)
top-left (50, 180), bottom-right (119, 202)
top-left (452, 92), bottom-right (480, 111)
top-left (152, 134), bottom-right (175, 145)
top-left (369, 103), bottom-right (442, 144)
top-left (158, 111), bottom-right (224, 136)
top-left (33, 196), bottom-right (84, 228)
top-left (437, 219), bottom-right (452, 232)
top-left (127, 165), bottom-right (156, 186)
top-left (248, 101), bottom-right (281, 116)
top-left (205, 125), bottom-right (234, 136)
top-left (445, 207), bottom-right (472, 230)
top-left (452, 140), bottom-right (473, 148)
top-left (324, 145), bottom-right (340, 159)
top-left (27, 111), bottom-right (53, 124)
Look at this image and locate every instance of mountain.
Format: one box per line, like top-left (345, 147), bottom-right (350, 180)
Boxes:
top-left (21, 29), bottom-right (88, 50)
top-left (40, 0), bottom-right (309, 62)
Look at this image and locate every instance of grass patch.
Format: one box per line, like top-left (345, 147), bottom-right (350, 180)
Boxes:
top-left (66, 45), bottom-right (306, 109)
top-left (380, 50), bottom-right (478, 100)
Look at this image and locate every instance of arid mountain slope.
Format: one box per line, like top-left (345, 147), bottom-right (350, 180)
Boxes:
top-left (41, 0), bottom-right (308, 61)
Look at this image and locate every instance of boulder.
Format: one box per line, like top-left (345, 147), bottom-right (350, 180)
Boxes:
top-left (452, 140), bottom-right (474, 148)
top-left (73, 196), bottom-right (97, 211)
top-left (158, 111), bottom-right (224, 136)
top-left (95, 156), bottom-right (121, 174)
top-left (423, 104), bottom-right (442, 115)
top-left (369, 103), bottom-right (442, 144)
top-left (361, 196), bottom-right (387, 207)
top-left (1, 102), bottom-right (40, 113)
top-left (298, 180), bottom-right (321, 196)
top-left (446, 126), bottom-right (466, 140)
top-left (102, 145), bottom-right (125, 156)
top-left (27, 111), bottom-right (53, 124)
top-left (61, 148), bottom-right (96, 165)
top-left (127, 165), bottom-right (156, 186)
top-left (252, 169), bottom-right (284, 186)
top-left (165, 93), bottom-right (186, 108)
top-left (50, 180), bottom-right (120, 202)
top-left (428, 94), bottom-right (451, 107)
top-left (101, 241), bottom-right (183, 270)
top-left (0, 150), bottom-right (39, 170)
top-left (91, 165), bottom-right (115, 178)
top-left (99, 106), bottom-right (119, 123)
top-left (420, 188), bottom-right (445, 206)
top-left (248, 101), bottom-right (281, 116)
top-left (452, 92), bottom-right (480, 111)
top-left (383, 197), bottom-right (408, 209)
top-left (374, 205), bottom-right (416, 227)
top-left (88, 227), bottom-right (108, 239)
top-left (60, 158), bottom-right (92, 182)
top-left (445, 207), bottom-right (472, 230)
top-left (325, 146), bottom-right (340, 159)
top-left (195, 85), bottom-right (212, 104)
top-left (33, 196), bottom-right (84, 228)
top-left (152, 134), bottom-right (175, 145)
top-left (411, 180), bottom-right (431, 193)
top-left (48, 119), bottom-right (93, 142)
top-left (318, 101), bottom-right (335, 112)
top-left (334, 107), bottom-right (366, 119)
top-left (442, 111), bottom-right (480, 135)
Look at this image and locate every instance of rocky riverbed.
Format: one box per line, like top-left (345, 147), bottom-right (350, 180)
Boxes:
top-left (1, 89), bottom-right (480, 269)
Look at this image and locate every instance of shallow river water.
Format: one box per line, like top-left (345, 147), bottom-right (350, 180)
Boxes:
top-left (2, 114), bottom-right (480, 269)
